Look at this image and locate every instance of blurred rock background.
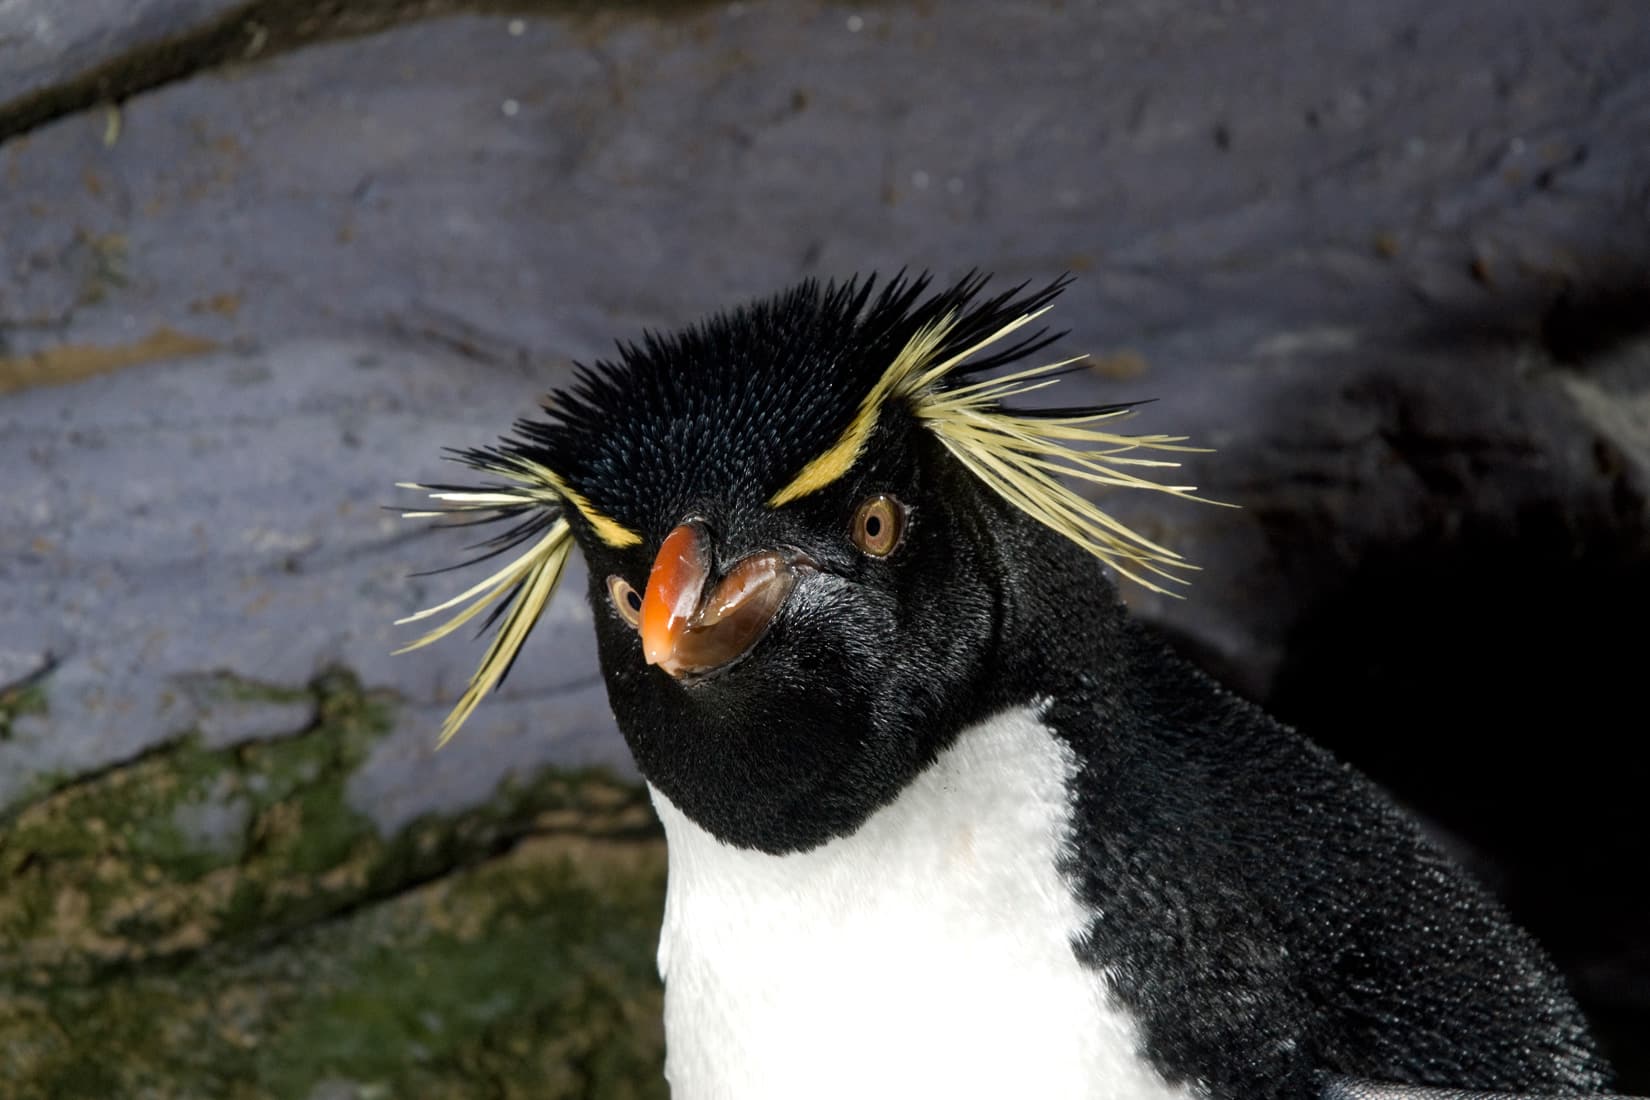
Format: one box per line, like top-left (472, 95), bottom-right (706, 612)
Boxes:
top-left (1, 1), bottom-right (1646, 1095)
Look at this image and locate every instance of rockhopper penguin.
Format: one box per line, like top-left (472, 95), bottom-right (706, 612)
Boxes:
top-left (397, 273), bottom-right (1618, 1099)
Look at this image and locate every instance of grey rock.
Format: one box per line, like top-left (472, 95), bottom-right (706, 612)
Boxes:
top-left (167, 771), bottom-right (252, 854)
top-left (0, 0), bottom-right (245, 114)
top-left (176, 671), bottom-right (319, 748)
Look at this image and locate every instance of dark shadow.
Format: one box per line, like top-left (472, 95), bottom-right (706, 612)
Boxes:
top-left (1266, 515), bottom-right (1650, 1088)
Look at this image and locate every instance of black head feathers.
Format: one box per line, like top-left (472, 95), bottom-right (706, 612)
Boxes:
top-left (498, 273), bottom-right (1069, 541)
top-left (397, 270), bottom-right (1209, 742)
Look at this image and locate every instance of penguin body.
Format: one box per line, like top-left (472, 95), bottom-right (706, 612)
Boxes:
top-left (987, 512), bottom-right (1608, 1099)
top-left (650, 704), bottom-right (1193, 1100)
top-left (399, 273), bottom-right (1614, 1099)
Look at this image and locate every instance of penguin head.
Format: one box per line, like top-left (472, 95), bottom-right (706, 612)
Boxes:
top-left (576, 391), bottom-right (1001, 854)
top-left (398, 273), bottom-right (1200, 853)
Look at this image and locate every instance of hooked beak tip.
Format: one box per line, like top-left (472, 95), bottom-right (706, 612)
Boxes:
top-left (641, 638), bottom-right (672, 669)
top-left (639, 522), bottom-right (710, 674)
top-left (638, 523), bottom-right (802, 681)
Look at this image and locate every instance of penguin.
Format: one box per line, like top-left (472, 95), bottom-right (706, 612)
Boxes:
top-left (397, 273), bottom-right (1619, 1099)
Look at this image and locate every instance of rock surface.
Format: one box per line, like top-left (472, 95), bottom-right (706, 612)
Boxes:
top-left (0, 0), bottom-right (242, 111)
top-left (2, 0), bottom-right (1647, 1092)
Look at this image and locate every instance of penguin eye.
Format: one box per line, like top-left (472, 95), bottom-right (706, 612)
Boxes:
top-left (851, 494), bottom-right (907, 558)
top-left (607, 575), bottom-right (644, 629)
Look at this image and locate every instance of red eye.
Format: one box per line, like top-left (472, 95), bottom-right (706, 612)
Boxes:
top-left (851, 494), bottom-right (907, 557)
top-left (608, 575), bottom-right (643, 628)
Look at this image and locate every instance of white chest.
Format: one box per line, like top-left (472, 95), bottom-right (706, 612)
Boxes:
top-left (649, 705), bottom-right (1199, 1100)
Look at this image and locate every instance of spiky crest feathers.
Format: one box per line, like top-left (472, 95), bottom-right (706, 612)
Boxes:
top-left (397, 271), bottom-right (1212, 743)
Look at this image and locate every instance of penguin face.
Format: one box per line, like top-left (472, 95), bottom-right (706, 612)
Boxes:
top-left (398, 272), bottom-right (1199, 853)
top-left (575, 412), bottom-right (999, 853)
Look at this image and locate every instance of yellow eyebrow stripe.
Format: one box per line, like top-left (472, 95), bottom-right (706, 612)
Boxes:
top-left (566, 492), bottom-right (642, 549)
top-left (512, 459), bottom-right (641, 548)
top-left (762, 296), bottom-right (1208, 594)
top-left (549, 481), bottom-right (642, 549)
top-left (767, 316), bottom-right (954, 507)
top-left (767, 403), bottom-right (882, 506)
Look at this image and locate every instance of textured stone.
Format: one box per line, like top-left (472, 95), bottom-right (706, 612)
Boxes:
top-left (0, 0), bottom-right (244, 111)
top-left (0, 820), bottom-right (666, 1099)
top-left (0, 670), bottom-right (665, 1097)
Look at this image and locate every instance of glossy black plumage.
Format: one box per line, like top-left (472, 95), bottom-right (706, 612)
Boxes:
top-left (969, 493), bottom-right (1612, 1096)
top-left (409, 272), bottom-right (1618, 1099)
top-left (480, 271), bottom-right (1067, 544)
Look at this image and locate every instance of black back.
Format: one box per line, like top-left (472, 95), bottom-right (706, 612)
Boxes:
top-left (975, 502), bottom-right (1613, 1098)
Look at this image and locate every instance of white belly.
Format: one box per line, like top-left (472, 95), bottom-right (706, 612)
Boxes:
top-left (649, 704), bottom-right (1200, 1100)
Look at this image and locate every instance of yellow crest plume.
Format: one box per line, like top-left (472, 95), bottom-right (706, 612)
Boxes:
top-left (398, 272), bottom-right (1215, 746)
top-left (393, 449), bottom-right (582, 747)
top-left (773, 298), bottom-right (1212, 593)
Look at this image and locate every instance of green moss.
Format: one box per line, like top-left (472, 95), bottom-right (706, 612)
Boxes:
top-left (186, 666), bottom-right (315, 709)
top-left (0, 669), bottom-right (393, 972)
top-left (259, 837), bottom-right (666, 1098)
top-left (0, 666), bottom-right (669, 1097)
top-left (74, 230), bottom-right (129, 306)
top-left (0, 667), bottom-right (657, 973)
top-left (193, 670), bottom-right (314, 707)
top-left (6, 832), bottom-right (666, 1100)
top-left (0, 679), bottom-right (48, 739)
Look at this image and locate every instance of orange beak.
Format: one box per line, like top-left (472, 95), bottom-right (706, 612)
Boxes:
top-left (640, 522), bottom-right (711, 669)
top-left (639, 521), bottom-right (801, 679)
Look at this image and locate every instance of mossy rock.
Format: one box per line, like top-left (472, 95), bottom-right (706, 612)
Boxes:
top-left (0, 669), bottom-right (668, 1097)
top-left (0, 831), bottom-right (666, 1099)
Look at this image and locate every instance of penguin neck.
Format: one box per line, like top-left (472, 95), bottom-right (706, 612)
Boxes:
top-left (973, 507), bottom-right (1136, 719)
